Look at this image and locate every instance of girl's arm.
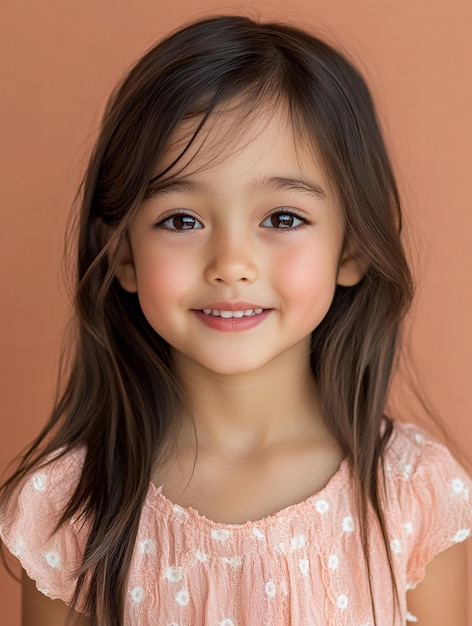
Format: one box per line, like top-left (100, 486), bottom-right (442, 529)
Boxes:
top-left (22, 570), bottom-right (89, 626)
top-left (406, 542), bottom-right (468, 625)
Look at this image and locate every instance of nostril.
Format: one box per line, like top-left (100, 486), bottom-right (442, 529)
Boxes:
top-left (204, 256), bottom-right (258, 285)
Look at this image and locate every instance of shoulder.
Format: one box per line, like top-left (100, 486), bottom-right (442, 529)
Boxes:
top-left (1, 448), bottom-right (85, 519)
top-left (385, 420), bottom-right (471, 492)
top-left (384, 421), bottom-right (472, 586)
top-left (29, 448), bottom-right (84, 495)
top-left (0, 448), bottom-right (87, 605)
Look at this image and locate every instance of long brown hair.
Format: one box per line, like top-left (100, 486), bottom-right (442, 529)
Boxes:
top-left (1, 15), bottom-right (413, 624)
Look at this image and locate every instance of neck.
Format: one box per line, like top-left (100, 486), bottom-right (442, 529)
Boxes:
top-left (171, 348), bottom-right (326, 457)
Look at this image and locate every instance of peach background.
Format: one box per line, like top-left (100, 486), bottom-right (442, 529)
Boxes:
top-left (1, 0), bottom-right (471, 623)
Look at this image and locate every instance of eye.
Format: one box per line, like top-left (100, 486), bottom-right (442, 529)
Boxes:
top-left (260, 210), bottom-right (306, 229)
top-left (156, 212), bottom-right (203, 231)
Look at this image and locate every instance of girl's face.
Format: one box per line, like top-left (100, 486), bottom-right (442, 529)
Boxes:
top-left (115, 107), bottom-right (363, 377)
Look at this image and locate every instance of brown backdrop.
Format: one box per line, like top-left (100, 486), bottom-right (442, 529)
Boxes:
top-left (1, 0), bottom-right (471, 623)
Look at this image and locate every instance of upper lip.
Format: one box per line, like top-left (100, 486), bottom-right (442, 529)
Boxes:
top-left (195, 302), bottom-right (267, 311)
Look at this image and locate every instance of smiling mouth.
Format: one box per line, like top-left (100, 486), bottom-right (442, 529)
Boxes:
top-left (201, 308), bottom-right (265, 318)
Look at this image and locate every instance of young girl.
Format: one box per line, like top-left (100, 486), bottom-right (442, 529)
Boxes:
top-left (1, 14), bottom-right (471, 626)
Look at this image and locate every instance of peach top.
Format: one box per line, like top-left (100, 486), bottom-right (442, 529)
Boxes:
top-left (1, 422), bottom-right (471, 625)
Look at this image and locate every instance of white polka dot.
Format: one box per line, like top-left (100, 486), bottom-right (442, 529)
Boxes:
top-left (451, 478), bottom-right (464, 493)
top-left (175, 589), bottom-right (190, 607)
top-left (37, 587), bottom-right (50, 597)
top-left (406, 582), bottom-right (417, 591)
top-left (265, 580), bottom-right (276, 598)
top-left (130, 587), bottom-right (144, 603)
top-left (404, 522), bottom-right (413, 535)
top-left (315, 499), bottom-right (329, 514)
top-left (290, 534), bottom-right (306, 551)
top-left (415, 432), bottom-right (425, 443)
top-left (219, 620), bottom-right (234, 626)
top-left (390, 539), bottom-right (402, 554)
top-left (223, 556), bottom-right (243, 570)
top-left (43, 550), bottom-right (61, 569)
top-left (299, 558), bottom-right (309, 576)
top-left (342, 516), bottom-right (354, 532)
top-left (406, 611), bottom-right (418, 622)
top-left (12, 537), bottom-right (25, 558)
top-left (32, 473), bottom-right (47, 492)
top-left (452, 528), bottom-right (470, 543)
top-left (211, 528), bottom-right (232, 543)
top-left (402, 464), bottom-right (413, 479)
top-left (451, 478), bottom-right (469, 500)
top-left (337, 594), bottom-right (348, 610)
top-left (139, 538), bottom-right (155, 554)
top-left (328, 554), bottom-right (339, 569)
top-left (165, 565), bottom-right (184, 582)
top-left (196, 549), bottom-right (208, 562)
top-left (173, 504), bottom-right (190, 520)
top-left (252, 527), bottom-right (265, 540)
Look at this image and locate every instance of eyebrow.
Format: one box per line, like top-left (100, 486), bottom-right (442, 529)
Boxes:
top-left (145, 177), bottom-right (200, 199)
top-left (252, 175), bottom-right (326, 199)
top-left (145, 174), bottom-right (326, 200)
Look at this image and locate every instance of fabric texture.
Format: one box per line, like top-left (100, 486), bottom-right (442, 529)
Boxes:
top-left (1, 421), bottom-right (471, 625)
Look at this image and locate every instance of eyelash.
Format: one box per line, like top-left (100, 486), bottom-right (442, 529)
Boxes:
top-left (260, 210), bottom-right (308, 230)
top-left (154, 209), bottom-right (309, 232)
top-left (154, 212), bottom-right (204, 231)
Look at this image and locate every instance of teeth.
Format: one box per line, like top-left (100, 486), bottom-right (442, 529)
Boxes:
top-left (222, 310), bottom-right (243, 318)
top-left (202, 308), bottom-right (264, 318)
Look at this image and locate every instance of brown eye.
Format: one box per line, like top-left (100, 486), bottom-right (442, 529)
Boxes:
top-left (261, 211), bottom-right (305, 229)
top-left (158, 214), bottom-right (203, 230)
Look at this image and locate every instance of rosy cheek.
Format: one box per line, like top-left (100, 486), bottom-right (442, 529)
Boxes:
top-left (135, 253), bottom-right (185, 301)
top-left (272, 247), bottom-right (337, 313)
top-left (274, 248), bottom-right (322, 288)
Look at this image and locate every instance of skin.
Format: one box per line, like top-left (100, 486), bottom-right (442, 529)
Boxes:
top-left (21, 108), bottom-right (469, 624)
top-left (117, 110), bottom-right (362, 379)
top-left (22, 570), bottom-right (88, 625)
top-left (116, 107), bottom-right (360, 522)
top-left (406, 542), bottom-right (468, 624)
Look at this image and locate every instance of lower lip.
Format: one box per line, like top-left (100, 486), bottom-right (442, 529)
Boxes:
top-left (192, 310), bottom-right (271, 332)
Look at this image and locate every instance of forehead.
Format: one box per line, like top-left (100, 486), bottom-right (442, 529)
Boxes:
top-left (151, 102), bottom-right (329, 189)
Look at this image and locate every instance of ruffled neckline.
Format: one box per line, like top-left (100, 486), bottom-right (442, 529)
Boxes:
top-left (146, 456), bottom-right (350, 531)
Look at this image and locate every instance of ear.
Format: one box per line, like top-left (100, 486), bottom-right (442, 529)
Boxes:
top-left (114, 233), bottom-right (138, 293)
top-left (336, 240), bottom-right (366, 287)
top-left (96, 219), bottom-right (138, 293)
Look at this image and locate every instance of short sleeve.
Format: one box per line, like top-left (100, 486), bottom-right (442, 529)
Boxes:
top-left (396, 432), bottom-right (472, 587)
top-left (0, 450), bottom-right (87, 605)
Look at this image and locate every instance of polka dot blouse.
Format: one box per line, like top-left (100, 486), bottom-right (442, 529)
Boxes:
top-left (1, 422), bottom-right (471, 625)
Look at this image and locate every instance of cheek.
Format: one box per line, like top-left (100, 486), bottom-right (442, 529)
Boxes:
top-left (273, 246), bottom-right (338, 311)
top-left (134, 251), bottom-right (190, 307)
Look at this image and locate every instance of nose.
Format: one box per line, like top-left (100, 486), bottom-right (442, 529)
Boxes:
top-left (204, 231), bottom-right (258, 285)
